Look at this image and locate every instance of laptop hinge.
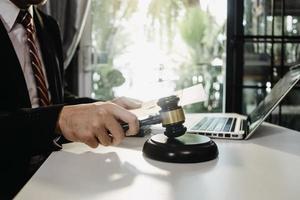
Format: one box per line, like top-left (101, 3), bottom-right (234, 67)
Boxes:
top-left (243, 117), bottom-right (250, 136)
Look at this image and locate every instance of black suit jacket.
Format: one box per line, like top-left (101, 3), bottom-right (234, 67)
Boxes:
top-left (0, 7), bottom-right (94, 199)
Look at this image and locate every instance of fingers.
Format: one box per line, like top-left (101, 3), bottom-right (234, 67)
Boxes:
top-left (85, 137), bottom-right (99, 148)
top-left (109, 104), bottom-right (140, 136)
top-left (103, 115), bottom-right (124, 145)
top-left (125, 116), bottom-right (139, 136)
top-left (58, 102), bottom-right (140, 148)
top-left (113, 97), bottom-right (142, 110)
top-left (96, 128), bottom-right (112, 146)
top-left (124, 97), bottom-right (142, 109)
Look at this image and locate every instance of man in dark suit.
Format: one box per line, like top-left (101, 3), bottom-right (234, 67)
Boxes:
top-left (0, 0), bottom-right (141, 198)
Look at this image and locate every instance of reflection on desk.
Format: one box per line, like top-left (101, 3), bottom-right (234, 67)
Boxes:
top-left (15, 122), bottom-right (300, 200)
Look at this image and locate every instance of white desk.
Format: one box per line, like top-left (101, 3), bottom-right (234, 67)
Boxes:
top-left (15, 115), bottom-right (300, 200)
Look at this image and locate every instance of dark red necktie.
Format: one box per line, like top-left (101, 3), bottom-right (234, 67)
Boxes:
top-left (17, 10), bottom-right (51, 106)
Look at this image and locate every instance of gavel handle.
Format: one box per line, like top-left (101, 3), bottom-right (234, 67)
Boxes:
top-left (121, 115), bottom-right (161, 132)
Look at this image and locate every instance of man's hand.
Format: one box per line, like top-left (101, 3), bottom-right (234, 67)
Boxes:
top-left (57, 102), bottom-right (139, 148)
top-left (112, 96), bottom-right (142, 110)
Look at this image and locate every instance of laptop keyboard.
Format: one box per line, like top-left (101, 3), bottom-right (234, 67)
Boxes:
top-left (191, 117), bottom-right (236, 132)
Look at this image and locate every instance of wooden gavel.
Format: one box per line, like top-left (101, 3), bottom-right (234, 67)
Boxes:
top-left (122, 95), bottom-right (187, 138)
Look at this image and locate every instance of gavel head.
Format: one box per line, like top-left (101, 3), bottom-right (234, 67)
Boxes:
top-left (157, 95), bottom-right (187, 138)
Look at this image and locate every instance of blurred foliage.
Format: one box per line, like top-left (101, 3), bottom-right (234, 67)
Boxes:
top-left (146, 1), bottom-right (225, 112)
top-left (176, 7), bottom-right (225, 112)
top-left (92, 65), bottom-right (125, 100)
top-left (146, 0), bottom-right (201, 49)
top-left (92, 0), bottom-right (138, 55)
top-left (147, 0), bottom-right (183, 48)
top-left (180, 8), bottom-right (208, 50)
top-left (179, 8), bottom-right (222, 62)
top-left (91, 0), bottom-right (138, 99)
top-left (91, 0), bottom-right (226, 112)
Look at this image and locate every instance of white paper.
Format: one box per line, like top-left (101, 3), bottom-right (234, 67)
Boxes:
top-left (131, 84), bottom-right (207, 118)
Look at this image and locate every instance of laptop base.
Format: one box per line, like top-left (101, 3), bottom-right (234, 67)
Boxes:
top-left (143, 133), bottom-right (218, 163)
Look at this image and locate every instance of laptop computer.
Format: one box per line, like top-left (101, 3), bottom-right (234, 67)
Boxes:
top-left (187, 64), bottom-right (300, 140)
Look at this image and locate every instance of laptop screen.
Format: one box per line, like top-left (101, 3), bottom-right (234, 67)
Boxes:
top-left (247, 65), bottom-right (300, 137)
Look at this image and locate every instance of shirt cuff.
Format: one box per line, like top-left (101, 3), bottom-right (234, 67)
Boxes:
top-left (53, 135), bottom-right (63, 149)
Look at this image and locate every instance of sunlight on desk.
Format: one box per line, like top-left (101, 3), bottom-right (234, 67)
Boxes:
top-left (15, 122), bottom-right (300, 200)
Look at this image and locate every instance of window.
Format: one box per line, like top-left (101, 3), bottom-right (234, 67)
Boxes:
top-left (227, 0), bottom-right (300, 131)
top-left (88, 0), bottom-right (227, 113)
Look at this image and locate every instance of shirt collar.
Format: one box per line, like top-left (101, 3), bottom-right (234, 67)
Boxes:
top-left (0, 0), bottom-right (33, 32)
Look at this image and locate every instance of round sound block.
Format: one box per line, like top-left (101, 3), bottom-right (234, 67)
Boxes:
top-left (143, 134), bottom-right (218, 163)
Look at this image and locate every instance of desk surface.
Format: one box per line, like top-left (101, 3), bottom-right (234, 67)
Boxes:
top-left (15, 115), bottom-right (300, 200)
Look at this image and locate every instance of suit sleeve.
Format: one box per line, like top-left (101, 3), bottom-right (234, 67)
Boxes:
top-left (0, 11), bottom-right (100, 155)
top-left (0, 105), bottom-right (64, 156)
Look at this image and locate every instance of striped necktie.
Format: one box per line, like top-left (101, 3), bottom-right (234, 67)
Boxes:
top-left (17, 10), bottom-right (51, 106)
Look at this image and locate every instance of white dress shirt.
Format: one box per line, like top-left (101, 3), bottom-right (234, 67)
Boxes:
top-left (0, 0), bottom-right (51, 108)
